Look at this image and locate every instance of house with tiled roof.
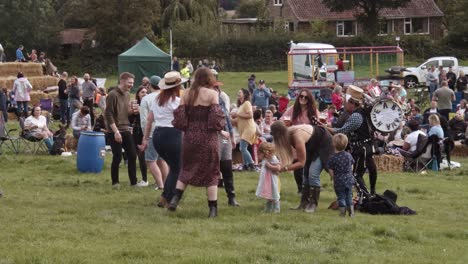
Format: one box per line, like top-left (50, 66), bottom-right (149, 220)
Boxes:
top-left (268, 0), bottom-right (444, 40)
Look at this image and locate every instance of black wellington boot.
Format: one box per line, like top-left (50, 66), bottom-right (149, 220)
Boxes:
top-left (168, 189), bottom-right (184, 211)
top-left (208, 200), bottom-right (218, 218)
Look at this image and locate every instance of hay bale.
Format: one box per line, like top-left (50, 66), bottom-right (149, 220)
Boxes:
top-left (452, 142), bottom-right (468, 157)
top-left (0, 62), bottom-right (43, 77)
top-left (373, 154), bottom-right (404, 172)
top-left (29, 91), bottom-right (49, 106)
top-left (0, 76), bottom-right (58, 90)
top-left (0, 76), bottom-right (17, 89)
top-left (29, 76), bottom-right (59, 90)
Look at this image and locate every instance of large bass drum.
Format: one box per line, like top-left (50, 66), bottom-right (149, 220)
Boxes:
top-left (369, 99), bottom-right (404, 133)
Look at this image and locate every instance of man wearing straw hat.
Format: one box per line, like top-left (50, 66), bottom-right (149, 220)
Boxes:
top-left (324, 85), bottom-right (378, 196)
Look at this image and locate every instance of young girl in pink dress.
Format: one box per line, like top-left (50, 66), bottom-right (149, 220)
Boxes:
top-left (255, 142), bottom-right (281, 213)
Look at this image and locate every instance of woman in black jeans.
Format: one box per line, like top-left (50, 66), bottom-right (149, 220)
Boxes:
top-left (129, 86), bottom-right (149, 187)
top-left (142, 71), bottom-right (187, 208)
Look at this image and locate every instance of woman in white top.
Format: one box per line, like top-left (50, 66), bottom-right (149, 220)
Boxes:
top-left (24, 106), bottom-right (54, 152)
top-left (142, 71), bottom-right (186, 209)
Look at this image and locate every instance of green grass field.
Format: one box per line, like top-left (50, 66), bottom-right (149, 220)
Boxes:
top-left (1, 70), bottom-right (467, 263)
top-left (0, 153), bottom-right (467, 263)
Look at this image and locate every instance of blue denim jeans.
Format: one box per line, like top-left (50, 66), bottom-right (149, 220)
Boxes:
top-left (69, 98), bottom-right (79, 121)
top-left (59, 99), bottom-right (69, 123)
top-left (303, 158), bottom-right (322, 187)
top-left (153, 127), bottom-right (181, 201)
top-left (17, 101), bottom-right (28, 116)
top-left (239, 139), bottom-right (254, 166)
top-left (429, 83), bottom-right (438, 100)
top-left (335, 185), bottom-right (353, 207)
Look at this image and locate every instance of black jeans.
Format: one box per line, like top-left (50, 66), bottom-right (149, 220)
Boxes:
top-left (153, 127), bottom-right (181, 201)
top-left (108, 131), bottom-right (137, 185)
top-left (352, 151), bottom-right (377, 195)
top-left (438, 109), bottom-right (450, 122)
top-left (83, 98), bottom-right (95, 125)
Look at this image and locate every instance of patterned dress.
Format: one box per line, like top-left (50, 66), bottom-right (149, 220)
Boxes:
top-left (173, 104), bottom-right (226, 187)
top-left (255, 155), bottom-right (281, 201)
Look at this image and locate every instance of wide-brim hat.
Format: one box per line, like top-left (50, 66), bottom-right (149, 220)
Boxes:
top-left (158, 71), bottom-right (188, 90)
top-left (346, 85), bottom-right (364, 102)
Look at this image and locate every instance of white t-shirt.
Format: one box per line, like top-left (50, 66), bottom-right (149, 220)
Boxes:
top-left (405, 130), bottom-right (426, 152)
top-left (150, 94), bottom-right (180, 127)
top-left (24, 115), bottom-right (47, 134)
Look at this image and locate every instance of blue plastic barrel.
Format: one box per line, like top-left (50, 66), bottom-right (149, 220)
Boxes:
top-left (77, 131), bottom-right (106, 173)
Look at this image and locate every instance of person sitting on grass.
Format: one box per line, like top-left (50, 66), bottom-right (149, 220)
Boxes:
top-left (327, 133), bottom-right (355, 217)
top-left (71, 106), bottom-right (91, 139)
top-left (255, 142), bottom-right (281, 213)
top-left (24, 105), bottom-right (54, 152)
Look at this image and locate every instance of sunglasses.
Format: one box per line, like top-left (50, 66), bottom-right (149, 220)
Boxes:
top-left (299, 95), bottom-right (308, 100)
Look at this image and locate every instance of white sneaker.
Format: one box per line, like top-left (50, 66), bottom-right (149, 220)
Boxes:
top-left (136, 180), bottom-right (149, 187)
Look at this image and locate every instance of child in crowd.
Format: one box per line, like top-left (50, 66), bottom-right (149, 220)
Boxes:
top-left (255, 142), bottom-right (281, 213)
top-left (327, 133), bottom-right (355, 217)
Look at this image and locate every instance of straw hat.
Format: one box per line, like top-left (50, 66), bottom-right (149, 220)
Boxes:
top-left (158, 71), bottom-right (188, 90)
top-left (346, 85), bottom-right (364, 102)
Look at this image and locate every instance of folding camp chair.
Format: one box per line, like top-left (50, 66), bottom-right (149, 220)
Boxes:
top-left (0, 115), bottom-right (19, 155)
top-left (18, 117), bottom-right (48, 154)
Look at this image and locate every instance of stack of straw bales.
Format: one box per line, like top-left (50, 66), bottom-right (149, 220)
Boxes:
top-left (0, 62), bottom-right (58, 90)
top-left (0, 62), bottom-right (43, 77)
top-left (373, 154), bottom-right (404, 172)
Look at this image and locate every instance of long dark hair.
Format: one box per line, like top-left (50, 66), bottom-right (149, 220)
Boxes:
top-left (187, 67), bottom-right (216, 106)
top-left (292, 89), bottom-right (318, 124)
top-left (237, 88), bottom-right (250, 107)
top-left (135, 86), bottom-right (147, 104)
top-left (158, 86), bottom-right (181, 107)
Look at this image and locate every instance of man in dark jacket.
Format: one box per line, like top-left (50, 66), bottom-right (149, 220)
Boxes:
top-left (446, 67), bottom-right (457, 90)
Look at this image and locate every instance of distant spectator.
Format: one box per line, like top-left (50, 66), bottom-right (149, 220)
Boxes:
top-left (211, 60), bottom-right (220, 72)
top-left (423, 101), bottom-right (439, 124)
top-left (456, 71), bottom-right (467, 92)
top-left (12, 72), bottom-right (32, 118)
top-left (24, 106), bottom-right (54, 152)
top-left (427, 65), bottom-right (439, 99)
top-left (28, 49), bottom-right (38, 62)
top-left (82, 73), bottom-right (97, 125)
top-left (141, 77), bottom-right (150, 89)
top-left (180, 63), bottom-right (191, 79)
top-left (438, 66), bottom-right (446, 86)
top-left (196, 60), bottom-right (203, 69)
top-left (428, 114), bottom-right (444, 140)
top-left (449, 113), bottom-right (467, 140)
top-left (446, 66), bottom-right (457, 90)
top-left (68, 76), bottom-right (81, 120)
top-left (432, 81), bottom-right (455, 121)
top-left (0, 88), bottom-right (7, 122)
top-left (248, 74), bottom-right (256, 95)
top-left (57, 72), bottom-right (69, 124)
top-left (71, 106), bottom-right (91, 139)
top-left (251, 80), bottom-right (271, 115)
top-left (331, 82), bottom-right (344, 110)
top-left (172, 56), bottom-right (180, 72)
top-left (269, 90), bottom-right (279, 109)
top-left (399, 119), bottom-right (426, 155)
top-left (268, 104), bottom-right (282, 120)
top-left (97, 87), bottom-right (107, 111)
top-left (16, 45), bottom-right (25, 62)
top-left (186, 60), bottom-right (194, 74)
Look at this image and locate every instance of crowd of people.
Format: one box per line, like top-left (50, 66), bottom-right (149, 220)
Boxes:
top-left (2, 51), bottom-right (467, 218)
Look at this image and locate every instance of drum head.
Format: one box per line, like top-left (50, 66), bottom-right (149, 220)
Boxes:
top-left (370, 100), bottom-right (404, 133)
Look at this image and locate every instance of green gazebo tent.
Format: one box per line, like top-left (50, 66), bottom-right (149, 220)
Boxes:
top-left (118, 37), bottom-right (170, 90)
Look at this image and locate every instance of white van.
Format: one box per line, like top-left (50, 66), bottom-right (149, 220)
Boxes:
top-left (289, 42), bottom-right (337, 81)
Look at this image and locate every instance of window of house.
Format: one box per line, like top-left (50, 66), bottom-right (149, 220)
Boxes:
top-left (336, 21), bottom-right (356, 37)
top-left (378, 20), bottom-right (393, 35)
top-left (404, 18), bottom-right (429, 34)
top-left (274, 0), bottom-right (283, 6)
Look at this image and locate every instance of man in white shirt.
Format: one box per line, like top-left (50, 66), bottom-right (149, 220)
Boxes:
top-left (139, 75), bottom-right (168, 188)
